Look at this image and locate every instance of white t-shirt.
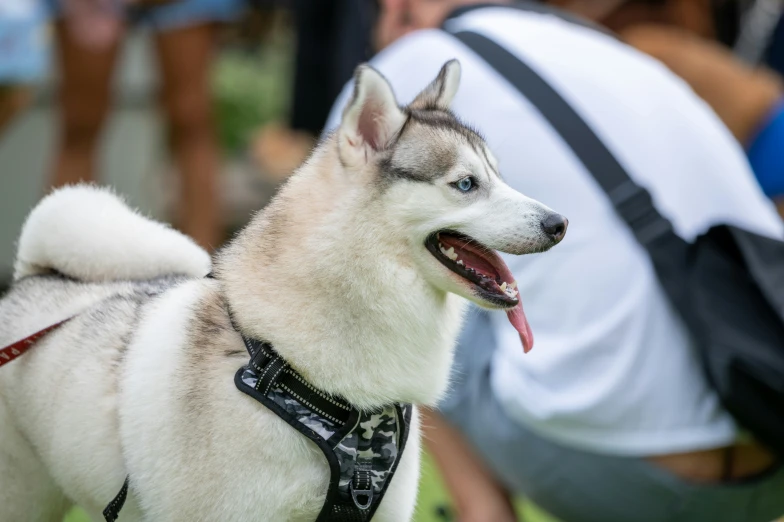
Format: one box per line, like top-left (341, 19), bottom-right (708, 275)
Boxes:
top-left (324, 7), bottom-right (784, 456)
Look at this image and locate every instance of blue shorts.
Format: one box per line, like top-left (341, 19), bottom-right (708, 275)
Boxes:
top-left (747, 98), bottom-right (784, 199)
top-left (44, 0), bottom-right (246, 32)
top-left (0, 8), bottom-right (49, 84)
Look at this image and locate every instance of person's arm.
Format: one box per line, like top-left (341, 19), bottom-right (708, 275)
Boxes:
top-left (622, 25), bottom-right (784, 218)
top-left (421, 407), bottom-right (518, 522)
top-left (621, 24), bottom-right (784, 147)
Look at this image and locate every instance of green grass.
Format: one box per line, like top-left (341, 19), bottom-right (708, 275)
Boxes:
top-left (63, 508), bottom-right (87, 522)
top-left (211, 37), bottom-right (293, 155)
top-left (412, 451), bottom-right (559, 522)
top-left (63, 451), bottom-right (559, 522)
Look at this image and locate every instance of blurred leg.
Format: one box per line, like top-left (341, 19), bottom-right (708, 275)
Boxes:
top-left (0, 86), bottom-right (32, 136)
top-left (153, 23), bottom-right (222, 251)
top-left (51, 19), bottom-right (122, 188)
top-left (249, 0), bottom-right (338, 184)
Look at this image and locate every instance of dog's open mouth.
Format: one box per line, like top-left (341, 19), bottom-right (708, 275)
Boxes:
top-left (426, 231), bottom-right (534, 353)
top-left (426, 232), bottom-right (519, 306)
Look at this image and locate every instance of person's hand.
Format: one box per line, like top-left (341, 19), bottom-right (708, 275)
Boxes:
top-left (374, 0), bottom-right (415, 51)
top-left (374, 0), bottom-right (469, 51)
top-left (458, 489), bottom-right (518, 522)
top-left (421, 408), bottom-right (520, 522)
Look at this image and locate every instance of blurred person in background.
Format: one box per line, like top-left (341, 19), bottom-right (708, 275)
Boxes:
top-left (550, 1), bottom-right (784, 212)
top-left (46, 0), bottom-right (246, 250)
top-left (326, 1), bottom-right (784, 521)
top-left (251, 0), bottom-right (377, 183)
top-left (0, 0), bottom-right (48, 135)
top-left (623, 24), bottom-right (784, 211)
top-left (546, 0), bottom-right (721, 38)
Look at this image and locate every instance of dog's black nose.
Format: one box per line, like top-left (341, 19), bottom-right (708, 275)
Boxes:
top-left (541, 213), bottom-right (568, 243)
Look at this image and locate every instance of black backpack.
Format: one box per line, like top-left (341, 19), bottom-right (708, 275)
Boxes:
top-left (443, 7), bottom-right (784, 454)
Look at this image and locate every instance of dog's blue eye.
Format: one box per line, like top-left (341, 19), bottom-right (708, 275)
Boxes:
top-left (455, 177), bottom-right (475, 192)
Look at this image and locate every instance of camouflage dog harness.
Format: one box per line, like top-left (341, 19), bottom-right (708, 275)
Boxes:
top-left (102, 333), bottom-right (412, 522)
top-left (234, 335), bottom-right (413, 522)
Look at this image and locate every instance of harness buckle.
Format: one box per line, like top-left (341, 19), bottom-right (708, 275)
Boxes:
top-left (350, 482), bottom-right (373, 511)
top-left (350, 462), bottom-right (374, 510)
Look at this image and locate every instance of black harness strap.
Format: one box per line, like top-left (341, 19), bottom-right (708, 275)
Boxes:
top-left (241, 335), bottom-right (354, 425)
top-left (102, 476), bottom-right (128, 522)
top-left (2, 272), bottom-right (407, 521)
top-left (235, 335), bottom-right (412, 522)
top-left (103, 322), bottom-right (411, 522)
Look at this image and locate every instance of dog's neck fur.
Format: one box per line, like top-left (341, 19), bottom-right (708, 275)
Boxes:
top-left (216, 141), bottom-right (466, 410)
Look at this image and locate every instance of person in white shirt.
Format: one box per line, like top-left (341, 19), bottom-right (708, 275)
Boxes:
top-left (325, 1), bottom-right (784, 521)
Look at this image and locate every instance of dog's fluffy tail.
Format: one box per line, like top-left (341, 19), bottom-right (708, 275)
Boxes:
top-left (13, 184), bottom-right (211, 282)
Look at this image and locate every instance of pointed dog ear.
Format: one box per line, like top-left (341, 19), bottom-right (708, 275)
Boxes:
top-left (409, 59), bottom-right (461, 111)
top-left (339, 65), bottom-right (407, 161)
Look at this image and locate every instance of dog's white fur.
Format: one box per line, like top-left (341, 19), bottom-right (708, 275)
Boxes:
top-left (0, 61), bottom-right (561, 521)
top-left (14, 184), bottom-right (211, 282)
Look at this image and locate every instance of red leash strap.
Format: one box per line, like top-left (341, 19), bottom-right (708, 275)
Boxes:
top-left (0, 318), bottom-right (73, 368)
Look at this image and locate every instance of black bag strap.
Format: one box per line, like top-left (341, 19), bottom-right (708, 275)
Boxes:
top-left (445, 27), bottom-right (693, 310)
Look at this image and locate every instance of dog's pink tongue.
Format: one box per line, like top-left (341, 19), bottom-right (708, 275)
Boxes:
top-left (491, 260), bottom-right (534, 353)
top-left (442, 234), bottom-right (535, 354)
top-left (507, 303), bottom-right (534, 353)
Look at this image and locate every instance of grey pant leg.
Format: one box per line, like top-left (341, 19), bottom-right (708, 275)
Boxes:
top-left (438, 308), bottom-right (784, 522)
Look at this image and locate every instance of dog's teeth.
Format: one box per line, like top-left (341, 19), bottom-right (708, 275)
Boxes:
top-left (456, 260), bottom-right (464, 266)
top-left (500, 282), bottom-right (507, 292)
top-left (510, 281), bottom-right (518, 290)
top-left (445, 247), bottom-right (457, 260)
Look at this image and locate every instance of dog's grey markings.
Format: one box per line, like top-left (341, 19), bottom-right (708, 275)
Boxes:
top-left (380, 158), bottom-right (435, 183)
top-left (385, 110), bottom-right (412, 151)
top-left (479, 146), bottom-right (501, 180)
top-left (82, 294), bottom-right (143, 350)
top-left (421, 142), bottom-right (457, 181)
top-left (380, 133), bottom-right (457, 184)
top-left (116, 307), bottom-right (142, 355)
top-left (409, 66), bottom-right (449, 111)
top-left (409, 110), bottom-right (486, 151)
top-left (256, 203), bottom-right (289, 263)
top-left (435, 68), bottom-right (447, 108)
top-left (409, 109), bottom-right (498, 183)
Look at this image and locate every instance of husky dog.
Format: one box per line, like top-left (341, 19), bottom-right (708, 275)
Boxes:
top-left (0, 60), bottom-right (566, 522)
